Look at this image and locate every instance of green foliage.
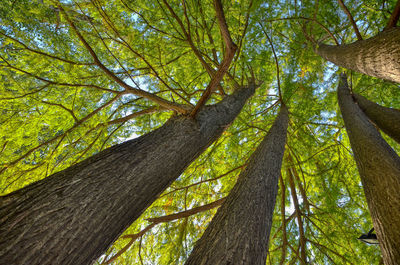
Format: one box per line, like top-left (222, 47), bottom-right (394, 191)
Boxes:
top-left (1, 0), bottom-right (399, 264)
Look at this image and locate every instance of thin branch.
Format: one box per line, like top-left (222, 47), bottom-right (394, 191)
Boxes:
top-left (0, 54), bottom-right (121, 94)
top-left (386, 0), bottom-right (400, 29)
top-left (265, 16), bottom-right (339, 46)
top-left (0, 32), bottom-right (93, 65)
top-left (41, 100), bottom-right (78, 122)
top-left (103, 198), bottom-right (225, 264)
top-left (1, 94), bottom-right (121, 170)
top-left (115, 106), bottom-right (161, 122)
top-left (91, 2), bottom-right (192, 106)
top-left (279, 174), bottom-right (288, 265)
top-left (146, 197), bottom-right (225, 223)
top-left (160, 164), bottom-right (245, 197)
top-left (101, 223), bottom-right (156, 265)
top-left (337, 0), bottom-right (362, 40)
top-left (162, 0), bottom-right (215, 77)
top-left (287, 168), bottom-right (307, 264)
top-left (307, 239), bottom-right (353, 264)
top-left (259, 24), bottom-right (283, 101)
top-left (57, 3), bottom-right (189, 114)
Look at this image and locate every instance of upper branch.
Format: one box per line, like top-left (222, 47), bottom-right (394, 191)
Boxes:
top-left (338, 0), bottom-right (362, 40)
top-left (386, 0), bottom-right (400, 29)
top-left (213, 0), bottom-right (237, 52)
top-left (190, 0), bottom-right (237, 117)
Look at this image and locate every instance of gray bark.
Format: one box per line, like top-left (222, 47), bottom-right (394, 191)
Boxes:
top-left (317, 27), bottom-right (400, 83)
top-left (354, 93), bottom-right (400, 145)
top-left (337, 74), bottom-right (400, 265)
top-left (185, 105), bottom-right (288, 265)
top-left (0, 85), bottom-right (255, 265)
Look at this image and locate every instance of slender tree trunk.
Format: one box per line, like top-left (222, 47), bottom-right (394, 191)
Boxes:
top-left (337, 74), bottom-right (400, 265)
top-left (317, 27), bottom-right (400, 83)
top-left (0, 85), bottom-right (255, 265)
top-left (353, 93), bottom-right (400, 145)
top-left (185, 106), bottom-right (288, 265)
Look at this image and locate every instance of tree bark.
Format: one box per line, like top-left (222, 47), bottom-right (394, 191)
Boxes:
top-left (317, 27), bottom-right (400, 83)
top-left (337, 74), bottom-right (400, 265)
top-left (185, 105), bottom-right (288, 265)
top-left (354, 93), bottom-right (400, 145)
top-left (0, 85), bottom-right (255, 265)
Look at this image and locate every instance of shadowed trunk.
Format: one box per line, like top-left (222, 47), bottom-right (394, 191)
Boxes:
top-left (185, 105), bottom-right (288, 265)
top-left (317, 27), bottom-right (400, 83)
top-left (337, 74), bottom-right (400, 265)
top-left (354, 93), bottom-right (400, 145)
top-left (0, 85), bottom-right (255, 265)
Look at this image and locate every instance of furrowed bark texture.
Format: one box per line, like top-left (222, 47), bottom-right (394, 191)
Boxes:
top-left (354, 93), bottom-right (400, 145)
top-left (185, 106), bottom-right (288, 265)
top-left (337, 75), bottom-right (400, 265)
top-left (0, 85), bottom-right (255, 265)
top-left (317, 27), bottom-right (400, 83)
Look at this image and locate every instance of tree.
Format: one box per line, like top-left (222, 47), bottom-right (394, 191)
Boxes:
top-left (337, 74), bottom-right (400, 265)
top-left (185, 105), bottom-right (288, 265)
top-left (1, 0), bottom-right (399, 264)
top-left (0, 84), bottom-right (255, 265)
top-left (353, 93), bottom-right (400, 145)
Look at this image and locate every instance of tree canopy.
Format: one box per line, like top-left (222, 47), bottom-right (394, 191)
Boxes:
top-left (1, 0), bottom-right (399, 264)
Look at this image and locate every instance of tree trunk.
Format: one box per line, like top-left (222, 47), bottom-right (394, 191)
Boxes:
top-left (317, 27), bottom-right (400, 83)
top-left (0, 85), bottom-right (255, 265)
top-left (353, 93), bottom-right (400, 145)
top-left (337, 74), bottom-right (400, 265)
top-left (185, 105), bottom-right (288, 265)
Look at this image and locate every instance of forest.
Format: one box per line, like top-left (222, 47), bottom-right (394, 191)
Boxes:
top-left (0, 0), bottom-right (400, 264)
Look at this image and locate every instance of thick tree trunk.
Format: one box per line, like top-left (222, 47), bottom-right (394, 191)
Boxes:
top-left (317, 27), bottom-right (400, 83)
top-left (353, 93), bottom-right (400, 145)
top-left (185, 106), bottom-right (288, 265)
top-left (337, 74), bottom-right (400, 265)
top-left (0, 85), bottom-right (255, 265)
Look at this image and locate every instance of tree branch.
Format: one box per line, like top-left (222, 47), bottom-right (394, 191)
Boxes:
top-left (287, 168), bottom-right (307, 264)
top-left (190, 0), bottom-right (237, 117)
top-left (58, 4), bottom-right (189, 114)
top-left (146, 197), bottom-right (225, 223)
top-left (213, 0), bottom-right (236, 52)
top-left (386, 0), bottom-right (400, 29)
top-left (338, 0), bottom-right (362, 40)
top-left (259, 24), bottom-right (283, 101)
top-left (102, 197), bottom-right (225, 264)
top-left (278, 174), bottom-right (288, 265)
